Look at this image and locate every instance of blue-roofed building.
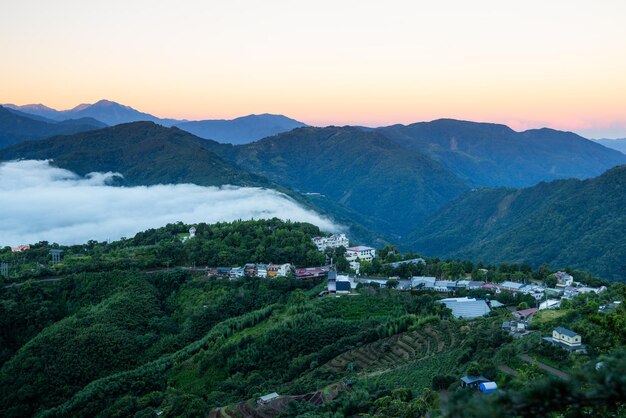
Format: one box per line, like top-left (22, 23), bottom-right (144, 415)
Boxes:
top-left (479, 381), bottom-right (498, 393)
top-left (438, 297), bottom-right (491, 319)
top-left (460, 376), bottom-right (490, 388)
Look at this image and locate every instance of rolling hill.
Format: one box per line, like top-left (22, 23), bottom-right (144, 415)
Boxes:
top-left (175, 113), bottom-right (307, 144)
top-left (376, 119), bottom-right (626, 187)
top-left (202, 126), bottom-right (469, 237)
top-left (0, 106), bottom-right (106, 148)
top-left (0, 122), bottom-right (271, 188)
top-left (410, 165), bottom-right (626, 280)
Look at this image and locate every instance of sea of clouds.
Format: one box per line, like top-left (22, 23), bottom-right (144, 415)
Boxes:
top-left (0, 160), bottom-right (341, 247)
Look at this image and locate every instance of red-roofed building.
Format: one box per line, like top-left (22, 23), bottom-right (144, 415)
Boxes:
top-left (513, 307), bottom-right (539, 320)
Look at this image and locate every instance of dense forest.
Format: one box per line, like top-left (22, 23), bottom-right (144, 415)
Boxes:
top-left (1, 219), bottom-right (624, 417)
top-left (411, 164), bottom-right (626, 280)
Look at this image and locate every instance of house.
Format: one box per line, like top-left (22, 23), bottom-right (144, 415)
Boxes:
top-left (513, 307), bottom-right (538, 321)
top-left (257, 264), bottom-right (268, 278)
top-left (349, 260), bottom-right (360, 274)
top-left (553, 271), bottom-right (574, 287)
top-left (267, 264), bottom-right (280, 277)
top-left (11, 245), bottom-right (30, 252)
top-left (388, 258), bottom-right (426, 268)
top-left (312, 234), bottom-right (349, 251)
top-left (327, 270), bottom-right (337, 293)
top-left (188, 226), bottom-right (196, 238)
top-left (502, 320), bottom-right (530, 336)
top-left (216, 267), bottom-right (231, 277)
top-left (438, 297), bottom-right (491, 319)
top-left (434, 280), bottom-right (457, 292)
top-left (460, 376), bottom-right (491, 389)
top-left (244, 263), bottom-right (257, 277)
top-left (345, 246), bottom-right (376, 262)
top-left (479, 381), bottom-right (498, 394)
top-left (277, 263), bottom-right (293, 277)
top-left (501, 281), bottom-right (526, 292)
top-left (456, 280), bottom-right (471, 289)
top-left (411, 276), bottom-right (436, 289)
top-left (543, 326), bottom-right (586, 352)
top-left (467, 281), bottom-right (485, 290)
top-left (257, 392), bottom-right (279, 405)
top-left (229, 267), bottom-right (244, 280)
top-left (599, 301), bottom-right (621, 314)
top-left (482, 283), bottom-right (502, 293)
top-left (539, 299), bottom-right (561, 310)
top-left (295, 266), bottom-right (329, 279)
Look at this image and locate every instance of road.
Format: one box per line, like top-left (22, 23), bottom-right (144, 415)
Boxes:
top-left (519, 354), bottom-right (571, 380)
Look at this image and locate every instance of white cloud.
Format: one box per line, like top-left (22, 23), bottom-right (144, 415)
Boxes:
top-left (0, 160), bottom-right (342, 246)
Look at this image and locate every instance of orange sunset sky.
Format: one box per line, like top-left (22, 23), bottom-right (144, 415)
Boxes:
top-left (2, 0), bottom-right (626, 137)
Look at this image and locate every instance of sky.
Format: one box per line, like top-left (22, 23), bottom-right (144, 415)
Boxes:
top-left (0, 160), bottom-right (341, 246)
top-left (2, 1), bottom-right (626, 138)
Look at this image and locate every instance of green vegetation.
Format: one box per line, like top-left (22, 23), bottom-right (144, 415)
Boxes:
top-left (377, 119), bottom-right (626, 188)
top-left (203, 126), bottom-right (469, 236)
top-left (0, 219), bottom-right (624, 417)
top-left (412, 165), bottom-right (626, 280)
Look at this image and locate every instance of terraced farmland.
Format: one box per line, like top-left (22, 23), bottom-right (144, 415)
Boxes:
top-left (322, 322), bottom-right (462, 374)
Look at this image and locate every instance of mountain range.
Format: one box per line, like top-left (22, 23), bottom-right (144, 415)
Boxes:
top-left (3, 100), bottom-right (306, 144)
top-left (175, 114), bottom-right (307, 144)
top-left (0, 105), bottom-right (106, 148)
top-left (411, 165), bottom-right (626, 280)
top-left (593, 138), bottom-right (626, 155)
top-left (2, 103), bottom-right (626, 278)
top-left (376, 119), bottom-right (626, 187)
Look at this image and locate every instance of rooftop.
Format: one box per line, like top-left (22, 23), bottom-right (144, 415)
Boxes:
top-left (555, 326), bottom-right (579, 338)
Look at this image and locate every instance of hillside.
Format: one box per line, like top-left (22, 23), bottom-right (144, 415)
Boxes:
top-left (376, 119), bottom-right (626, 187)
top-left (411, 165), bottom-right (626, 280)
top-left (176, 113), bottom-right (307, 144)
top-left (0, 106), bottom-right (106, 148)
top-left (0, 220), bottom-right (624, 417)
top-left (203, 126), bottom-right (469, 237)
top-left (594, 138), bottom-right (626, 155)
top-left (0, 122), bottom-right (271, 188)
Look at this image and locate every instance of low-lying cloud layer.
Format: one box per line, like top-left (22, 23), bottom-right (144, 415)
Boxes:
top-left (0, 160), bottom-right (341, 246)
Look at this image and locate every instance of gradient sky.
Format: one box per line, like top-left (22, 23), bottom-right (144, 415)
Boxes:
top-left (2, 0), bottom-right (626, 137)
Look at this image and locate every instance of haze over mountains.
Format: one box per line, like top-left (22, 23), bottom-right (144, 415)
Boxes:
top-left (3, 100), bottom-right (306, 145)
top-left (0, 105), bottom-right (106, 148)
top-left (593, 138), bottom-right (626, 155)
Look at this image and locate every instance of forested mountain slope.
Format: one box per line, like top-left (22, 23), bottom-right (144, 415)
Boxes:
top-left (411, 165), bottom-right (626, 280)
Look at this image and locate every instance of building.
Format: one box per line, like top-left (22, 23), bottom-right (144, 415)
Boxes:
top-left (501, 281), bottom-right (526, 292)
top-left (327, 270), bottom-right (337, 293)
top-left (460, 376), bottom-right (491, 389)
top-left (257, 264), bottom-right (268, 278)
top-left (349, 260), bottom-right (360, 274)
top-left (257, 392), bottom-right (279, 405)
top-left (11, 245), bottom-right (30, 252)
top-left (502, 320), bottom-right (530, 337)
top-left (438, 297), bottom-right (491, 319)
top-left (295, 266), bottom-right (329, 279)
top-left (434, 280), bottom-right (457, 292)
top-left (189, 226), bottom-right (196, 238)
top-left (539, 299), bottom-right (561, 310)
top-left (345, 246), bottom-right (376, 262)
top-left (467, 281), bottom-right (485, 290)
top-left (229, 267), bottom-right (245, 280)
top-left (479, 381), bottom-right (498, 394)
top-left (554, 271), bottom-right (574, 287)
top-left (543, 326), bottom-right (586, 352)
top-left (277, 263), bottom-right (293, 277)
top-left (244, 263), bottom-right (257, 277)
top-left (388, 258), bottom-right (426, 268)
top-left (513, 307), bottom-right (538, 321)
top-left (411, 276), bottom-right (436, 290)
top-left (312, 234), bottom-right (349, 251)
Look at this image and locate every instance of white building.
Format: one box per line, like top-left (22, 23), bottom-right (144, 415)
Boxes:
top-left (189, 226), bottom-right (196, 238)
top-left (277, 263), bottom-right (292, 277)
top-left (312, 234), bottom-right (350, 252)
top-left (345, 246), bottom-right (376, 262)
top-left (554, 271), bottom-right (574, 287)
top-left (257, 264), bottom-right (268, 278)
